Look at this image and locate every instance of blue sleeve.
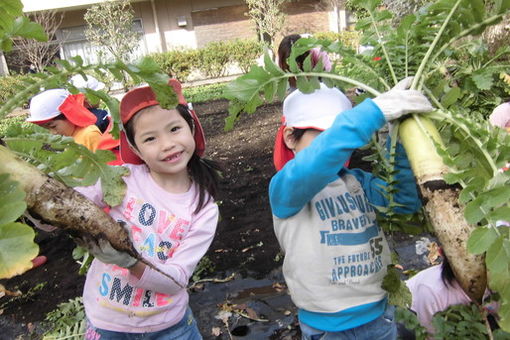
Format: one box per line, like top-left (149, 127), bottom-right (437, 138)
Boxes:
top-left (269, 99), bottom-right (386, 218)
top-left (345, 143), bottom-right (421, 214)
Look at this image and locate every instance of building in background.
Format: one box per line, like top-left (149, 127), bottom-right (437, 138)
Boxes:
top-left (12, 0), bottom-right (352, 70)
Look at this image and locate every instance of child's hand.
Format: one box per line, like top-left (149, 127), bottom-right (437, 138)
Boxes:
top-left (373, 78), bottom-right (433, 121)
top-left (75, 235), bottom-right (137, 268)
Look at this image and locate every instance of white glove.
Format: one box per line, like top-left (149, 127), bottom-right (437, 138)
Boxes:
top-left (373, 77), bottom-right (433, 121)
top-left (76, 236), bottom-right (137, 268)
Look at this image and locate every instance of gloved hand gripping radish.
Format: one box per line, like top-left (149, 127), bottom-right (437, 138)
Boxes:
top-left (373, 77), bottom-right (434, 121)
top-left (75, 235), bottom-right (138, 269)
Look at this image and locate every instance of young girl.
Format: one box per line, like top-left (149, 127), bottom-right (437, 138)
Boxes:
top-left (270, 79), bottom-right (432, 340)
top-left (72, 79), bottom-right (220, 339)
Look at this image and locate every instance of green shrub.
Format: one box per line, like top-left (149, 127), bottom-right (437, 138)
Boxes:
top-left (228, 39), bottom-right (264, 73)
top-left (0, 115), bottom-right (31, 137)
top-left (149, 39), bottom-right (263, 81)
top-left (315, 31), bottom-right (360, 50)
top-left (0, 74), bottom-right (33, 106)
top-left (197, 41), bottom-right (232, 78)
top-left (150, 48), bottom-right (199, 82)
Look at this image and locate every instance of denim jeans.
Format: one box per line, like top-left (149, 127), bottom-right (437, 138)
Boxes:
top-left (85, 307), bottom-right (202, 340)
top-left (300, 305), bottom-right (396, 340)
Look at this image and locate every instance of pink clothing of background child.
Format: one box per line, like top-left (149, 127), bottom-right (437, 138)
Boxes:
top-left (277, 34), bottom-right (332, 90)
top-left (489, 102), bottom-right (510, 130)
top-left (406, 264), bottom-right (471, 335)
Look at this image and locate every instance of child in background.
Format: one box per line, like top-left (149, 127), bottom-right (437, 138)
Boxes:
top-left (269, 78), bottom-right (433, 339)
top-left (27, 89), bottom-right (104, 151)
top-left (27, 88), bottom-right (122, 164)
top-left (277, 34), bottom-right (332, 91)
top-left (489, 102), bottom-right (510, 226)
top-left (406, 255), bottom-right (488, 337)
top-left (71, 79), bottom-right (221, 339)
top-left (26, 89), bottom-right (119, 269)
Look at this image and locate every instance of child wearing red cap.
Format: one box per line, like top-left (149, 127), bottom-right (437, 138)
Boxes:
top-left (25, 89), bottom-right (122, 269)
top-left (28, 89), bottom-right (105, 151)
top-left (67, 79), bottom-right (221, 339)
top-left (28, 89), bottom-right (122, 165)
top-left (269, 79), bottom-right (433, 340)
top-left (277, 34), bottom-right (332, 92)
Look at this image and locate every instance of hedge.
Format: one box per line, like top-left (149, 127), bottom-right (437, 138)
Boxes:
top-left (0, 74), bottom-right (33, 107)
top-left (149, 39), bottom-right (263, 82)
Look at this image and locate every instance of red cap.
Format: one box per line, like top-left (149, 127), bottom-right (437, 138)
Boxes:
top-left (58, 93), bottom-right (98, 127)
top-left (27, 89), bottom-right (97, 127)
top-left (273, 118), bottom-right (295, 171)
top-left (119, 79), bottom-right (206, 164)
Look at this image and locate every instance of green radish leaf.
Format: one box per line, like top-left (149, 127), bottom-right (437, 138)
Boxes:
top-left (11, 16), bottom-right (47, 42)
top-left (0, 222), bottom-right (39, 279)
top-left (488, 206), bottom-right (510, 222)
top-left (467, 226), bottom-right (499, 254)
top-left (5, 134), bottom-right (128, 206)
top-left (485, 237), bottom-right (510, 273)
top-left (482, 186), bottom-right (510, 210)
top-left (0, 174), bottom-right (26, 225)
top-left (464, 197), bottom-right (485, 224)
top-left (441, 87), bottom-right (461, 107)
top-left (264, 50), bottom-right (284, 76)
top-left (276, 78), bottom-right (288, 101)
top-left (497, 303), bottom-right (510, 333)
top-left (263, 81), bottom-right (276, 103)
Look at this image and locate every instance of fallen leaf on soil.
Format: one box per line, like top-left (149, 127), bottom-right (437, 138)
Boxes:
top-left (211, 327), bottom-right (222, 336)
top-left (215, 309), bottom-right (232, 322)
top-left (245, 307), bottom-right (258, 319)
top-left (0, 283), bottom-right (22, 298)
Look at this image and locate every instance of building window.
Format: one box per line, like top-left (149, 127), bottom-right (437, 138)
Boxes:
top-left (56, 19), bottom-right (146, 64)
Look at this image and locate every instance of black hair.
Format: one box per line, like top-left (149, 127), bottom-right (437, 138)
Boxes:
top-left (277, 34), bottom-right (311, 89)
top-left (124, 104), bottom-right (221, 214)
top-left (52, 113), bottom-right (67, 121)
top-left (289, 127), bottom-right (320, 142)
top-left (440, 255), bottom-right (456, 288)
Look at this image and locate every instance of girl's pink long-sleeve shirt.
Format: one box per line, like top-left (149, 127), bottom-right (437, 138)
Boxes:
top-left (76, 163), bottom-right (218, 333)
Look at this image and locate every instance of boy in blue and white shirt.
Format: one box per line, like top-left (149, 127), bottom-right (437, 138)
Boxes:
top-left (269, 79), bottom-right (433, 339)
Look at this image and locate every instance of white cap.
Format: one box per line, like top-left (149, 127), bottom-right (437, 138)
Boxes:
top-left (283, 83), bottom-right (352, 130)
top-left (70, 74), bottom-right (105, 91)
top-left (27, 89), bottom-right (69, 122)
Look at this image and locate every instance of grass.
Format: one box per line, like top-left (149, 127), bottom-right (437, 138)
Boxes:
top-left (183, 82), bottom-right (227, 103)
